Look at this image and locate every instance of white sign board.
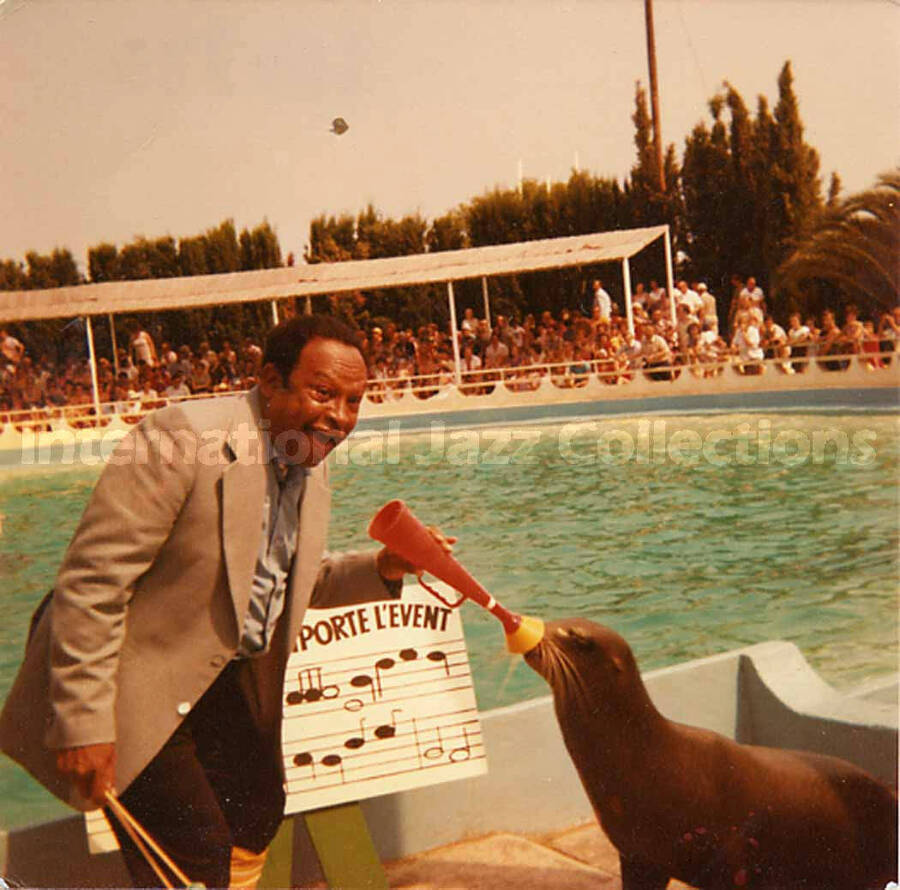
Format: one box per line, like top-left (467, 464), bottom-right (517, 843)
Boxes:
top-left (282, 582), bottom-right (487, 814)
top-left (86, 582), bottom-right (486, 850)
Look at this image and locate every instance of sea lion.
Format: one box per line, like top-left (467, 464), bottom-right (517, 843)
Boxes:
top-left (524, 618), bottom-right (898, 890)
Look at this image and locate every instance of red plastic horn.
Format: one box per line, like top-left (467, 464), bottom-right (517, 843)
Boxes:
top-left (368, 500), bottom-right (544, 653)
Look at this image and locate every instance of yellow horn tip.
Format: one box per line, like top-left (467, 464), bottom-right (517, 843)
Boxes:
top-left (505, 615), bottom-right (545, 654)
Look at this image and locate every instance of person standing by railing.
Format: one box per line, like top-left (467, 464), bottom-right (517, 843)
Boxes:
top-left (484, 332), bottom-right (510, 371)
top-left (697, 283), bottom-right (718, 334)
top-left (190, 356), bottom-right (212, 394)
top-left (740, 276), bottom-right (766, 316)
top-left (761, 315), bottom-right (792, 373)
top-left (164, 371), bottom-right (191, 400)
top-left (639, 322), bottom-right (675, 380)
top-left (459, 341), bottom-right (483, 394)
top-left (127, 321), bottom-right (157, 369)
top-left (787, 313), bottom-right (812, 373)
top-left (591, 279), bottom-right (612, 321)
top-left (842, 305), bottom-right (865, 353)
top-left (877, 307), bottom-right (900, 357)
top-left (731, 316), bottom-right (765, 375)
top-left (819, 309), bottom-right (848, 370)
top-left (861, 320), bottom-right (887, 369)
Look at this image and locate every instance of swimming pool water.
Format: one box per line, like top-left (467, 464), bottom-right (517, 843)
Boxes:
top-left (0, 412), bottom-right (896, 828)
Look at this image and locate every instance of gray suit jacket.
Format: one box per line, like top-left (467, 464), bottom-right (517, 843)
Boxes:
top-left (0, 390), bottom-right (396, 809)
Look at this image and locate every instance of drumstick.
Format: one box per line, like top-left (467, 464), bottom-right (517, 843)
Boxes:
top-left (105, 795), bottom-right (173, 889)
top-left (104, 790), bottom-right (199, 888)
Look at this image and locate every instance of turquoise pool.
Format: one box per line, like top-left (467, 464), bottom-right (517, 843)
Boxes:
top-left (0, 412), bottom-right (896, 829)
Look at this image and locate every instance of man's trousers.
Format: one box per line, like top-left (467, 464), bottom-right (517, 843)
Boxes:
top-left (106, 660), bottom-right (285, 888)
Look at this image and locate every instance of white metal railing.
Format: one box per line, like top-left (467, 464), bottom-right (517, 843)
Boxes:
top-left (0, 350), bottom-right (895, 434)
top-left (361, 349), bottom-right (897, 402)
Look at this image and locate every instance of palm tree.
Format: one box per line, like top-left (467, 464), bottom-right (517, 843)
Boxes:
top-left (775, 169), bottom-right (899, 319)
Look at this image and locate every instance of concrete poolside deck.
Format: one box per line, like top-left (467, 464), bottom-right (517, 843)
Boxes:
top-left (292, 818), bottom-right (692, 890)
top-left (386, 822), bottom-right (694, 890)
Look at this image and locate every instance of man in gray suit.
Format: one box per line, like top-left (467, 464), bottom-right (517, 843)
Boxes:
top-left (0, 315), bottom-right (446, 887)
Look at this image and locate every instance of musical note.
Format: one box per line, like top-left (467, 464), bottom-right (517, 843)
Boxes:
top-left (349, 656), bottom-right (396, 704)
top-left (449, 726), bottom-right (472, 763)
top-left (345, 719), bottom-right (366, 750)
top-left (375, 657), bottom-right (395, 695)
top-left (427, 650), bottom-right (450, 677)
top-left (423, 726), bottom-right (445, 761)
top-left (374, 708), bottom-right (403, 740)
top-left (287, 667), bottom-right (339, 705)
top-left (321, 753), bottom-right (345, 783)
top-left (349, 673), bottom-right (376, 702)
top-left (399, 648), bottom-right (418, 662)
top-left (293, 751), bottom-right (316, 779)
top-left (344, 697), bottom-right (364, 713)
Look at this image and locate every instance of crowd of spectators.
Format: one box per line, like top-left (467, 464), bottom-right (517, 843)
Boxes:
top-left (361, 277), bottom-right (900, 398)
top-left (2, 277), bottom-right (898, 425)
top-left (0, 321), bottom-right (264, 426)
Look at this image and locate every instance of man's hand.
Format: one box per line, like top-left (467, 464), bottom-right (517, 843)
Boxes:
top-left (376, 526), bottom-right (457, 581)
top-left (56, 742), bottom-right (116, 807)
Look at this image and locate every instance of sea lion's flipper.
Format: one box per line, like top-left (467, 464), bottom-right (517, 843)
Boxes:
top-left (619, 855), bottom-right (669, 890)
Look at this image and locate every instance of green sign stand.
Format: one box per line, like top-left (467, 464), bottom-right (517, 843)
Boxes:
top-left (258, 816), bottom-right (295, 888)
top-left (258, 803), bottom-right (388, 889)
top-left (305, 802), bottom-right (389, 890)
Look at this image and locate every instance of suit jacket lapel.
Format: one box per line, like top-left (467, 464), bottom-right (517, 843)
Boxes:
top-left (283, 463), bottom-right (331, 648)
top-left (221, 394), bottom-right (268, 636)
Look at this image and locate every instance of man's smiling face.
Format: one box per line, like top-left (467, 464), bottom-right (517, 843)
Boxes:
top-left (259, 337), bottom-right (367, 466)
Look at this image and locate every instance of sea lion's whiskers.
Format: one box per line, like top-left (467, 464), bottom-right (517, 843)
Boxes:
top-left (552, 645), bottom-right (592, 706)
top-left (495, 653), bottom-right (524, 702)
top-left (541, 642), bottom-right (592, 711)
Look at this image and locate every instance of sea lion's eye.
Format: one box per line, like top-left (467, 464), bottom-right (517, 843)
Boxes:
top-left (568, 630), bottom-right (595, 651)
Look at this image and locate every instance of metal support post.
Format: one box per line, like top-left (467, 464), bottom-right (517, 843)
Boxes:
top-left (85, 316), bottom-right (102, 420)
top-left (622, 258), bottom-right (634, 337)
top-left (447, 281), bottom-right (462, 387)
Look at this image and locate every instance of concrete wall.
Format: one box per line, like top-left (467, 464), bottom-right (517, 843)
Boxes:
top-left (2, 641), bottom-right (896, 887)
top-left (736, 642), bottom-right (898, 786)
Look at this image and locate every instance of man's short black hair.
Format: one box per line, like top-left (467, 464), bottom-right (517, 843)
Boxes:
top-left (263, 314), bottom-right (364, 384)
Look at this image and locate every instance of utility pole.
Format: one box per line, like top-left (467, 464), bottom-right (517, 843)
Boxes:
top-left (644, 0), bottom-right (666, 191)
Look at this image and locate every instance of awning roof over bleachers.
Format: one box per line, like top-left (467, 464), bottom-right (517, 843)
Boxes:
top-left (0, 225), bottom-right (668, 322)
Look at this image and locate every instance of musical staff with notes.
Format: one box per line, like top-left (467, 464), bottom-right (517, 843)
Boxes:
top-left (282, 582), bottom-right (487, 814)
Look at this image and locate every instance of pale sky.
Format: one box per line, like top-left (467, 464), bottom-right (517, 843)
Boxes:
top-left (1, 0), bottom-right (897, 273)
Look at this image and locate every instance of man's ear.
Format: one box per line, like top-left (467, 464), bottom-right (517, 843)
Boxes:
top-left (258, 363), bottom-right (284, 400)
